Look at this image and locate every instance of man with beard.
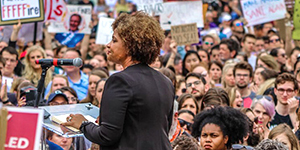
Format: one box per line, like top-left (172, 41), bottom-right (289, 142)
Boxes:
top-left (233, 62), bottom-right (256, 108)
top-left (230, 19), bottom-right (245, 42)
top-left (185, 72), bottom-right (209, 109)
top-left (270, 73), bottom-right (299, 129)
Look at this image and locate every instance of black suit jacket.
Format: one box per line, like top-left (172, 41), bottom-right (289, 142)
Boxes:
top-left (81, 63), bottom-right (174, 150)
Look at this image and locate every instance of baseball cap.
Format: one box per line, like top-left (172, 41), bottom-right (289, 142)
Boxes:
top-left (47, 90), bottom-right (69, 105)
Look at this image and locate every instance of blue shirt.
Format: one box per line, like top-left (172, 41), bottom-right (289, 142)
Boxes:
top-left (55, 33), bottom-right (84, 48)
top-left (68, 71), bottom-right (89, 100)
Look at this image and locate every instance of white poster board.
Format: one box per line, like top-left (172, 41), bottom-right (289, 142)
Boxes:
top-left (96, 17), bottom-right (115, 45)
top-left (48, 5), bottom-right (92, 34)
top-left (160, 1), bottom-right (203, 30)
top-left (134, 0), bottom-right (164, 15)
top-left (44, 0), bottom-right (68, 23)
top-left (241, 0), bottom-right (287, 26)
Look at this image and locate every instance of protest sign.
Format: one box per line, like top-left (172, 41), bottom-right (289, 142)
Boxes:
top-left (4, 107), bottom-right (43, 150)
top-left (241, 0), bottom-right (287, 26)
top-left (160, 1), bottom-right (203, 30)
top-left (0, 0), bottom-right (44, 25)
top-left (171, 23), bottom-right (199, 46)
top-left (96, 17), bottom-right (114, 45)
top-left (134, 0), bottom-right (164, 15)
top-left (105, 0), bottom-right (118, 7)
top-left (292, 0), bottom-right (300, 40)
top-left (44, 0), bottom-right (68, 23)
top-left (48, 5), bottom-right (92, 34)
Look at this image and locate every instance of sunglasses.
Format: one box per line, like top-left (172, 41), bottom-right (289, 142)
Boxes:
top-left (178, 118), bottom-right (192, 130)
top-left (235, 22), bottom-right (243, 27)
top-left (204, 41), bottom-right (214, 46)
top-left (232, 144), bottom-right (254, 150)
top-left (255, 95), bottom-right (273, 102)
top-left (269, 39), bottom-right (280, 43)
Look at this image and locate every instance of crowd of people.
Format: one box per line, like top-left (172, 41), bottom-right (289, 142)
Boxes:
top-left (1, 0), bottom-right (300, 149)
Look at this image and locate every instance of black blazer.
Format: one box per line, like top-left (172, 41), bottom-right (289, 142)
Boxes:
top-left (81, 63), bottom-right (174, 150)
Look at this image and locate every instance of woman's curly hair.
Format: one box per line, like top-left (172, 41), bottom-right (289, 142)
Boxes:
top-left (112, 11), bottom-right (164, 64)
top-left (191, 106), bottom-right (249, 149)
top-left (171, 135), bottom-right (200, 150)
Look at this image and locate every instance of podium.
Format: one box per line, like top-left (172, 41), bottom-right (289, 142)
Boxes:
top-left (40, 103), bottom-right (99, 138)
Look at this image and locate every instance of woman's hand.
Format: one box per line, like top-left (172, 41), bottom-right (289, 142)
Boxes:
top-left (17, 97), bottom-right (26, 107)
top-left (61, 114), bottom-right (88, 129)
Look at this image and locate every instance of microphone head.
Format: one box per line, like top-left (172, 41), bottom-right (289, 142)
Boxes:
top-left (73, 58), bottom-right (83, 67)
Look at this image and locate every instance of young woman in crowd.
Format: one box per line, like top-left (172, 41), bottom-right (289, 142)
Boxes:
top-left (182, 50), bottom-right (201, 76)
top-left (178, 109), bottom-right (195, 134)
top-left (197, 49), bottom-right (210, 63)
top-left (200, 87), bottom-right (230, 111)
top-left (225, 87), bottom-right (243, 108)
top-left (256, 54), bottom-right (279, 72)
top-left (177, 93), bottom-right (199, 115)
top-left (221, 62), bottom-right (236, 88)
top-left (269, 123), bottom-right (300, 150)
top-left (95, 78), bottom-right (107, 107)
top-left (208, 61), bottom-right (223, 86)
top-left (81, 69), bottom-right (108, 106)
top-left (59, 87), bottom-right (79, 104)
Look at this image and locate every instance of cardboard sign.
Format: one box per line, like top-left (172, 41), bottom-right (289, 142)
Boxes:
top-left (171, 23), bottom-right (199, 45)
top-left (160, 1), bottom-right (203, 30)
top-left (241, 0), bottom-right (287, 26)
top-left (44, 0), bottom-right (68, 22)
top-left (0, 0), bottom-right (44, 25)
top-left (4, 107), bottom-right (43, 150)
top-left (134, 0), bottom-right (164, 15)
top-left (292, 0), bottom-right (300, 40)
top-left (96, 17), bottom-right (114, 45)
top-left (48, 5), bottom-right (92, 34)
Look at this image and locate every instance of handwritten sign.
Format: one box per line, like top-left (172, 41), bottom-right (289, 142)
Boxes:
top-left (134, 0), bottom-right (164, 15)
top-left (292, 0), bottom-right (300, 40)
top-left (160, 1), bottom-right (203, 30)
top-left (4, 107), bottom-right (43, 150)
top-left (96, 17), bottom-right (114, 45)
top-left (171, 23), bottom-right (199, 46)
top-left (48, 5), bottom-right (92, 34)
top-left (44, 0), bottom-right (67, 22)
top-left (241, 0), bottom-right (287, 26)
top-left (0, 0), bottom-right (44, 25)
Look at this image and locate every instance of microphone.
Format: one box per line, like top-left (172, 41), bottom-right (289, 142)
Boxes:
top-left (35, 58), bottom-right (83, 67)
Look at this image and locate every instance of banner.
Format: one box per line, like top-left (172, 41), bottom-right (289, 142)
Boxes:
top-left (134, 0), bottom-right (164, 15)
top-left (292, 0), bottom-right (300, 40)
top-left (48, 5), bottom-right (92, 34)
top-left (96, 17), bottom-right (114, 45)
top-left (44, 0), bottom-right (68, 22)
top-left (171, 23), bottom-right (199, 45)
top-left (241, 0), bottom-right (287, 26)
top-left (0, 0), bottom-right (44, 25)
top-left (160, 1), bottom-right (203, 30)
top-left (4, 107), bottom-right (43, 150)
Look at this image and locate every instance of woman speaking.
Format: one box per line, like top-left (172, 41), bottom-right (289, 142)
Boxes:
top-left (62, 11), bottom-right (175, 150)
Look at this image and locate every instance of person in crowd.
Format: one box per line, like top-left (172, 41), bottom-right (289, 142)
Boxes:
top-left (230, 19), bottom-right (245, 42)
top-left (16, 80), bottom-right (35, 107)
top-left (185, 72), bottom-right (209, 107)
top-left (171, 135), bottom-right (200, 150)
top-left (219, 39), bottom-right (238, 63)
top-left (210, 45), bottom-right (222, 63)
top-left (269, 34), bottom-right (282, 50)
top-left (225, 87), bottom-right (243, 108)
top-left (271, 73), bottom-right (299, 130)
top-left (192, 106), bottom-right (249, 150)
top-left (197, 49), bottom-right (210, 63)
top-left (46, 130), bottom-right (73, 150)
top-left (255, 139), bottom-right (288, 150)
top-left (191, 63), bottom-right (211, 87)
top-left (177, 93), bottom-right (199, 115)
top-left (45, 75), bottom-right (69, 99)
top-left (62, 11), bottom-right (174, 150)
top-left (81, 64), bottom-right (94, 75)
top-left (270, 47), bottom-right (287, 72)
top-left (59, 87), bottom-right (79, 104)
top-left (236, 51), bottom-right (248, 62)
top-left (177, 109), bottom-right (194, 134)
top-left (254, 68), bottom-right (278, 89)
top-left (269, 123), bottom-right (300, 150)
top-left (233, 62), bottom-right (256, 108)
top-left (92, 51), bottom-right (108, 69)
top-left (182, 50), bottom-right (201, 76)
top-left (208, 61), bottom-right (223, 86)
top-left (201, 35), bottom-right (215, 51)
top-left (256, 54), bottom-right (279, 72)
top-left (286, 47), bottom-right (300, 71)
top-left (255, 37), bottom-right (266, 52)
top-left (175, 78), bottom-right (186, 99)
top-left (23, 45), bottom-right (52, 87)
top-left (55, 45), bottom-right (67, 59)
top-left (47, 90), bottom-right (69, 106)
top-left (94, 78), bottom-right (106, 107)
top-left (200, 87), bottom-right (230, 111)
top-left (241, 34), bottom-right (256, 69)
top-left (251, 96), bottom-right (275, 139)
top-left (221, 62), bottom-right (236, 88)
top-left (62, 49), bottom-right (88, 100)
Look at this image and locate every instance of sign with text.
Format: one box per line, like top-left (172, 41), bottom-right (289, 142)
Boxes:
top-left (0, 0), bottom-right (44, 25)
top-left (134, 0), bottom-right (164, 15)
top-left (44, 0), bottom-right (67, 23)
top-left (48, 5), bottom-right (92, 34)
top-left (96, 17), bottom-right (114, 45)
top-left (4, 107), bottom-right (43, 150)
top-left (171, 23), bottom-right (199, 45)
top-left (241, 0), bottom-right (287, 26)
top-left (160, 1), bottom-right (203, 30)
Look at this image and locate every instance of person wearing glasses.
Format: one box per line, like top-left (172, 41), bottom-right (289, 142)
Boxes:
top-left (178, 109), bottom-right (194, 134)
top-left (269, 34), bottom-right (282, 50)
top-left (270, 73), bottom-right (299, 130)
top-left (233, 62), bottom-right (256, 108)
top-left (185, 72), bottom-right (209, 108)
top-left (241, 34), bottom-right (257, 70)
top-left (230, 19), bottom-right (245, 42)
top-left (201, 35), bottom-right (215, 51)
top-left (270, 47), bottom-right (287, 72)
top-left (251, 95), bottom-right (275, 139)
top-left (46, 90), bottom-right (69, 106)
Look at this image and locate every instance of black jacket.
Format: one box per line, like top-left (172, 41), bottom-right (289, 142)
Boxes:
top-left (81, 63), bottom-right (174, 150)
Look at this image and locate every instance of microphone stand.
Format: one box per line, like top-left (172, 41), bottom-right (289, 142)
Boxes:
top-left (34, 64), bottom-right (51, 108)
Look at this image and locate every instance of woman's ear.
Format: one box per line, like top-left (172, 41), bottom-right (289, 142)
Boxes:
top-left (224, 135), bottom-right (229, 144)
